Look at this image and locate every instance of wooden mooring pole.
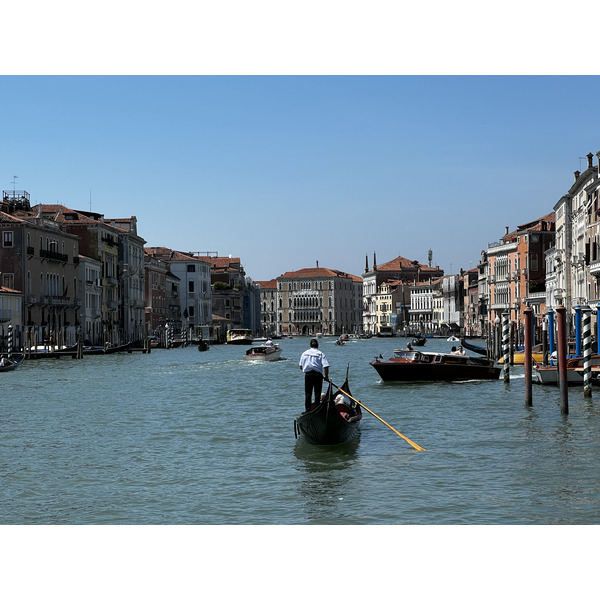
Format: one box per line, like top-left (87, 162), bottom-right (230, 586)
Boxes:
top-left (524, 306), bottom-right (533, 407)
top-left (556, 305), bottom-right (569, 414)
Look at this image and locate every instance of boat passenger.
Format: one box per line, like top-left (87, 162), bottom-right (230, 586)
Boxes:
top-left (406, 342), bottom-right (413, 351)
top-left (265, 338), bottom-right (274, 347)
top-left (457, 345), bottom-right (466, 355)
top-left (0, 357), bottom-right (13, 367)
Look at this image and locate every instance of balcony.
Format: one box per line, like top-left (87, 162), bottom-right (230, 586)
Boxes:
top-left (49, 296), bottom-right (70, 306)
top-left (39, 248), bottom-right (68, 262)
top-left (590, 259), bottom-right (600, 276)
top-left (0, 308), bottom-right (11, 322)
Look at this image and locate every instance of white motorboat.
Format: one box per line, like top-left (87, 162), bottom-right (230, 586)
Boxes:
top-left (243, 344), bottom-right (282, 361)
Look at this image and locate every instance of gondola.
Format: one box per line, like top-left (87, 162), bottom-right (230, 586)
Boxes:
top-left (412, 335), bottom-right (426, 347)
top-left (460, 338), bottom-right (488, 356)
top-left (0, 355), bottom-right (24, 371)
top-left (294, 368), bottom-right (362, 445)
top-left (198, 340), bottom-right (210, 351)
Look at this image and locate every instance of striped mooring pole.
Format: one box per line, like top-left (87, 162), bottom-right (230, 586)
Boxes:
top-left (583, 308), bottom-right (592, 398)
top-left (524, 306), bottom-right (533, 407)
top-left (7, 324), bottom-right (13, 359)
top-left (575, 305), bottom-right (582, 357)
top-left (502, 311), bottom-right (510, 383)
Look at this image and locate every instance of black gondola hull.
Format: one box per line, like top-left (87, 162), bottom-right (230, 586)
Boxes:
top-left (294, 380), bottom-right (361, 445)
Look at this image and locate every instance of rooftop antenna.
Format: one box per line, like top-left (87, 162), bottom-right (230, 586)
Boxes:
top-left (89, 189), bottom-right (92, 211)
top-left (12, 175), bottom-right (18, 194)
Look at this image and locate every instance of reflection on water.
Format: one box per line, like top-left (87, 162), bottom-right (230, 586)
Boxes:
top-left (293, 435), bottom-right (360, 524)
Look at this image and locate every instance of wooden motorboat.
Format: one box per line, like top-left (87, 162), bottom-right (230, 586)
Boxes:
top-left (460, 338), bottom-right (487, 356)
top-left (370, 349), bottom-right (501, 382)
top-left (294, 371), bottom-right (362, 445)
top-left (0, 355), bottom-right (24, 371)
top-left (226, 329), bottom-right (254, 344)
top-left (533, 355), bottom-right (600, 385)
top-left (243, 343), bottom-right (282, 361)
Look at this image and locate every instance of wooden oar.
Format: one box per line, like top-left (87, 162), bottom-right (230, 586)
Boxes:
top-left (332, 382), bottom-right (427, 451)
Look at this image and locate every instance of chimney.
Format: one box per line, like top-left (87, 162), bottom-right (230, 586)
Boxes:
top-left (574, 170), bottom-right (580, 182)
top-left (373, 252), bottom-right (377, 271)
top-left (505, 226), bottom-right (509, 236)
top-left (588, 153), bottom-right (594, 170)
top-left (316, 260), bottom-right (319, 268)
top-left (365, 255), bottom-right (369, 273)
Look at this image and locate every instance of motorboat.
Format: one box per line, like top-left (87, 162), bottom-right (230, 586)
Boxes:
top-left (243, 343), bottom-right (282, 361)
top-left (370, 349), bottom-right (501, 382)
top-left (533, 355), bottom-right (600, 385)
top-left (226, 329), bottom-right (254, 345)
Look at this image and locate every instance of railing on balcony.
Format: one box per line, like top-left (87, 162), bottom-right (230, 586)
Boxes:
top-left (39, 248), bottom-right (68, 262)
top-left (590, 259), bottom-right (600, 275)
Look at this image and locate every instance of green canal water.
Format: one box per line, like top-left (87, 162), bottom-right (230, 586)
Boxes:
top-left (1, 336), bottom-right (597, 596)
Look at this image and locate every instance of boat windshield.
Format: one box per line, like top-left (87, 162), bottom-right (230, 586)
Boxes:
top-left (393, 350), bottom-right (420, 360)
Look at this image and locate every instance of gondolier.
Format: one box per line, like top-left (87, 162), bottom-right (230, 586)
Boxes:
top-left (299, 339), bottom-right (330, 412)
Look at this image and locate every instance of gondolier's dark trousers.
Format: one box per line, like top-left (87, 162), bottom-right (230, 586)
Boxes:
top-left (304, 370), bottom-right (324, 411)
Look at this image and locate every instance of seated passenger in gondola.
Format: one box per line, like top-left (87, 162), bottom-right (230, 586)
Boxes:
top-left (334, 393), bottom-right (352, 419)
top-left (0, 357), bottom-right (13, 367)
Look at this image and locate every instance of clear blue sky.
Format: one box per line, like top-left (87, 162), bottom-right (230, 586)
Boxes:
top-left (1, 75), bottom-right (599, 281)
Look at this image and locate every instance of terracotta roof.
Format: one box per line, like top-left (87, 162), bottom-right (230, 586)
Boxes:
top-left (209, 257), bottom-right (241, 269)
top-left (376, 256), bottom-right (440, 272)
top-left (278, 267), bottom-right (357, 279)
top-left (256, 279), bottom-right (277, 289)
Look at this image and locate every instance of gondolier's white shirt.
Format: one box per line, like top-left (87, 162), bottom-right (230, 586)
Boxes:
top-left (299, 348), bottom-right (329, 374)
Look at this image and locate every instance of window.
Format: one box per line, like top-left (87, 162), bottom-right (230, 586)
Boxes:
top-left (189, 280), bottom-right (194, 293)
top-left (3, 231), bottom-right (13, 247)
top-left (187, 264), bottom-right (196, 272)
top-left (2, 273), bottom-right (14, 289)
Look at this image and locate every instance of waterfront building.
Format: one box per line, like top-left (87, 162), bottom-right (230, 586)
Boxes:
top-left (36, 205), bottom-right (123, 346)
top-left (362, 253), bottom-right (444, 335)
top-left (208, 255), bottom-right (261, 335)
top-left (145, 247), bottom-right (212, 339)
top-left (256, 279), bottom-right (277, 337)
top-left (440, 274), bottom-right (462, 334)
top-left (0, 192), bottom-right (81, 350)
top-left (462, 268), bottom-right (480, 337)
top-left (485, 213), bottom-right (554, 344)
top-left (109, 217), bottom-right (147, 344)
top-left (78, 255), bottom-right (102, 345)
top-left (408, 279), bottom-right (440, 334)
top-left (276, 266), bottom-right (362, 336)
top-left (0, 286), bottom-right (23, 354)
top-left (144, 251), bottom-right (170, 336)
